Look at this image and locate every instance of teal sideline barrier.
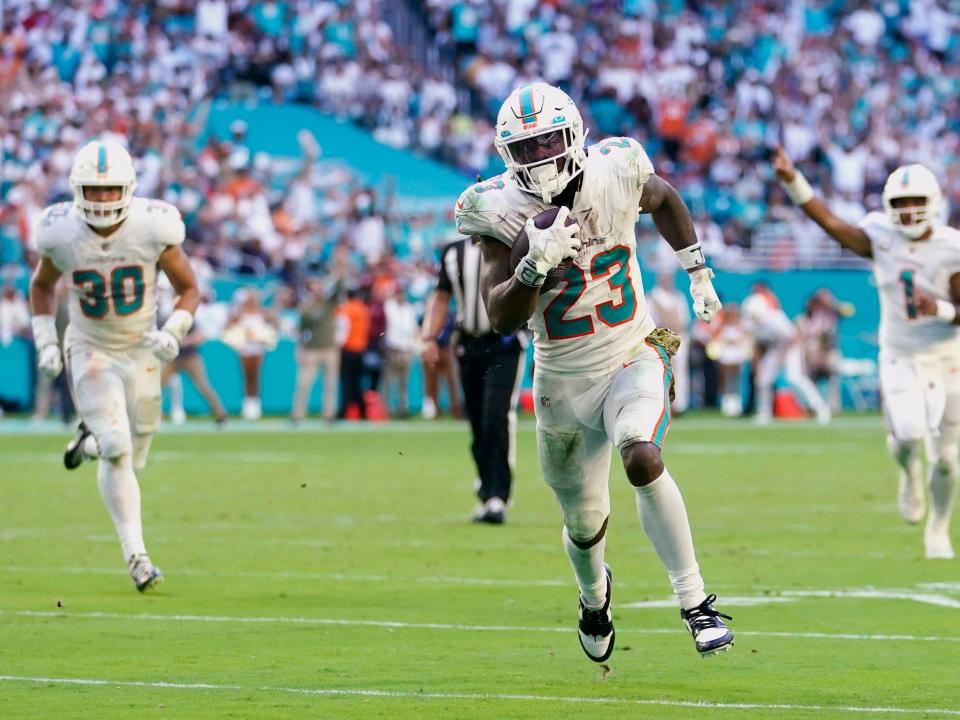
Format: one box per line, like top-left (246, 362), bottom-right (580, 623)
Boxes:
top-left (1, 268), bottom-right (880, 415)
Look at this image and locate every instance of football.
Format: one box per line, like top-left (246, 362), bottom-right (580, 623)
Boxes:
top-left (510, 206), bottom-right (577, 294)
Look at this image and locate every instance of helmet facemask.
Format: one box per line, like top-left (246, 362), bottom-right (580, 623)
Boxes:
top-left (499, 127), bottom-right (585, 203)
top-left (881, 164), bottom-right (942, 240)
top-left (74, 183), bottom-right (137, 228)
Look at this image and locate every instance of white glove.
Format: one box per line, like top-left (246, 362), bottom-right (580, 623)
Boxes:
top-left (143, 329), bottom-right (180, 362)
top-left (523, 206), bottom-right (581, 275)
top-left (689, 268), bottom-right (721, 322)
top-left (37, 343), bottom-right (63, 378)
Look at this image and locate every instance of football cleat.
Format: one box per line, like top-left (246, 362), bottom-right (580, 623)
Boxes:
top-left (681, 594), bottom-right (734, 657)
top-left (898, 472), bottom-right (926, 525)
top-left (578, 564), bottom-right (615, 663)
top-left (924, 529), bottom-right (955, 560)
top-left (128, 554), bottom-right (164, 592)
top-left (63, 422), bottom-right (92, 470)
top-left (472, 497), bottom-right (506, 525)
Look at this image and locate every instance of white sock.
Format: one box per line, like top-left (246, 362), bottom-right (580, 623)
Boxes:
top-left (562, 526), bottom-right (607, 609)
top-left (927, 459), bottom-right (958, 536)
top-left (168, 374), bottom-right (184, 416)
top-left (635, 469), bottom-right (706, 610)
top-left (97, 454), bottom-right (147, 561)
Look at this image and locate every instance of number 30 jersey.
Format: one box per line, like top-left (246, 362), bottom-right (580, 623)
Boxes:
top-left (33, 197), bottom-right (185, 351)
top-left (455, 137), bottom-right (657, 374)
top-left (859, 211), bottom-right (960, 356)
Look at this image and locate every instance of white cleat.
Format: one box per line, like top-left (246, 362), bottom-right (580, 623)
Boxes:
top-left (681, 594), bottom-right (734, 657)
top-left (128, 553), bottom-right (164, 592)
top-left (898, 473), bottom-right (926, 525)
top-left (924, 530), bottom-right (955, 560)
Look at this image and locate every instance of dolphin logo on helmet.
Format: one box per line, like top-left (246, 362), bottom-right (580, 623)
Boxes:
top-left (69, 139), bottom-right (138, 228)
top-left (881, 163), bottom-right (943, 240)
top-left (494, 83), bottom-right (588, 203)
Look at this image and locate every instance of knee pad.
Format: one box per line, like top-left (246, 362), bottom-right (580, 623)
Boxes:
top-left (133, 394), bottom-right (161, 435)
top-left (886, 435), bottom-right (922, 468)
top-left (565, 513), bottom-right (608, 547)
top-left (97, 429), bottom-right (132, 460)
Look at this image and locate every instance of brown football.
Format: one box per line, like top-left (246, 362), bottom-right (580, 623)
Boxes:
top-left (510, 206), bottom-right (577, 294)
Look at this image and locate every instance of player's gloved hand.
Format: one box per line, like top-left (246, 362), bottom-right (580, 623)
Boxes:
top-left (143, 329), bottom-right (180, 362)
top-left (32, 314), bottom-right (63, 378)
top-left (689, 268), bottom-right (722, 322)
top-left (37, 344), bottom-right (63, 378)
top-left (523, 206), bottom-right (581, 275)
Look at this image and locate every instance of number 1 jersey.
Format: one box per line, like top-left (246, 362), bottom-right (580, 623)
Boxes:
top-left (455, 137), bottom-right (657, 374)
top-left (33, 197), bottom-right (185, 351)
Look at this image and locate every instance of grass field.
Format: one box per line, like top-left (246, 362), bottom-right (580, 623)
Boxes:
top-left (1, 415), bottom-right (959, 719)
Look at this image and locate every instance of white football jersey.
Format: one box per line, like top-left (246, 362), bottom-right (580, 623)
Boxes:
top-left (859, 212), bottom-right (960, 356)
top-left (456, 137), bottom-right (657, 373)
top-left (34, 197), bottom-right (185, 351)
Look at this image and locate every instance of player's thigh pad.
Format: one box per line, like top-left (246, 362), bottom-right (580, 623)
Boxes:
top-left (880, 352), bottom-right (934, 441)
top-left (603, 342), bottom-right (672, 450)
top-left (127, 347), bottom-right (162, 436)
top-left (68, 345), bottom-right (132, 458)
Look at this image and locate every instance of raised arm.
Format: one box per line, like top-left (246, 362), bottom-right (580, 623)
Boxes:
top-left (477, 236), bottom-right (540, 336)
top-left (773, 146), bottom-right (873, 258)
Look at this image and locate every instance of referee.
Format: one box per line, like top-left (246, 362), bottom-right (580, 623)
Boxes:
top-left (421, 238), bottom-right (524, 524)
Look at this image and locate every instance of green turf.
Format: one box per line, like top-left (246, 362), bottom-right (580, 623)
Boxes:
top-left (1, 416), bottom-right (958, 719)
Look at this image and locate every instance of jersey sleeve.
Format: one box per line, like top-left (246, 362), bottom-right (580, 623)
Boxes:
top-left (149, 200), bottom-right (186, 251)
top-left (454, 177), bottom-right (515, 247)
top-left (31, 203), bottom-right (73, 270)
top-left (857, 211), bottom-right (888, 251)
top-left (602, 137), bottom-right (654, 191)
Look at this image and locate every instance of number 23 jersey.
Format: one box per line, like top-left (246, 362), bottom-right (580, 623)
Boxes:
top-left (456, 137), bottom-right (657, 374)
top-left (860, 211), bottom-right (960, 356)
top-left (33, 197), bottom-right (185, 351)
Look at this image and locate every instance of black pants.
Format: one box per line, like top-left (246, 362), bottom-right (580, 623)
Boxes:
top-left (338, 350), bottom-right (366, 418)
top-left (457, 333), bottom-right (523, 503)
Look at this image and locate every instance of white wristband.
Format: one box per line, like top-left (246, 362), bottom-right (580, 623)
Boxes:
top-left (161, 308), bottom-right (194, 342)
top-left (779, 172), bottom-right (815, 205)
top-left (675, 243), bottom-right (706, 271)
top-left (935, 299), bottom-right (957, 323)
top-left (31, 314), bottom-right (58, 350)
top-left (515, 256), bottom-right (546, 288)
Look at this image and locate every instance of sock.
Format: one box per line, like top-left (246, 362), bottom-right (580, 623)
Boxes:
top-left (97, 454), bottom-right (147, 561)
top-left (168, 374), bottom-right (184, 416)
top-left (635, 469), bottom-right (706, 610)
top-left (927, 459), bottom-right (958, 536)
top-left (562, 526), bottom-right (607, 609)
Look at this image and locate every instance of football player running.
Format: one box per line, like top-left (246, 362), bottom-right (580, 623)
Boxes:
top-left (29, 139), bottom-right (200, 590)
top-left (458, 82), bottom-right (734, 661)
top-left (774, 146), bottom-right (959, 559)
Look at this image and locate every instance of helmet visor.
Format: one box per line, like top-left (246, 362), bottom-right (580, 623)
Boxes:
top-left (505, 129), bottom-right (569, 167)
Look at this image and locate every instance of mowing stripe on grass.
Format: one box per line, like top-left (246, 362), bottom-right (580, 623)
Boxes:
top-left (0, 674), bottom-right (957, 716)
top-left (4, 610), bottom-right (960, 643)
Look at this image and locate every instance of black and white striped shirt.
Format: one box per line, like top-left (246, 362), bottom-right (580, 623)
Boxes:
top-left (437, 238), bottom-right (492, 337)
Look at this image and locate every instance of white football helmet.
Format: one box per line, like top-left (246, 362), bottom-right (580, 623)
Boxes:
top-left (881, 163), bottom-right (942, 239)
top-left (494, 83), bottom-right (587, 203)
top-left (69, 139), bottom-right (137, 228)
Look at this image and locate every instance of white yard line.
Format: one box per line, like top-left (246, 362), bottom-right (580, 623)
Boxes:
top-left (0, 674), bottom-right (956, 716)
top-left (3, 609), bottom-right (959, 643)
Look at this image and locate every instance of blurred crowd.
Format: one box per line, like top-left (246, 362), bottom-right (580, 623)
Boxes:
top-left (426, 0), bottom-right (960, 262)
top-left (0, 0), bottom-right (950, 419)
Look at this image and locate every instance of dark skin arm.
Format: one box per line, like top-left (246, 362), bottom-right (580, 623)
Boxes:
top-left (158, 245), bottom-right (200, 314)
top-left (478, 235), bottom-right (540, 336)
top-left (639, 174), bottom-right (702, 267)
top-left (773, 146), bottom-right (873, 258)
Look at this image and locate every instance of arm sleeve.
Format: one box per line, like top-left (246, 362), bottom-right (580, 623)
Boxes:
top-left (436, 243), bottom-right (455, 293)
top-left (153, 201), bottom-right (186, 250)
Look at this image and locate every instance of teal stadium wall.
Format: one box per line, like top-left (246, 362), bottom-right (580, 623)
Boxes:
top-left (0, 268), bottom-right (879, 415)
